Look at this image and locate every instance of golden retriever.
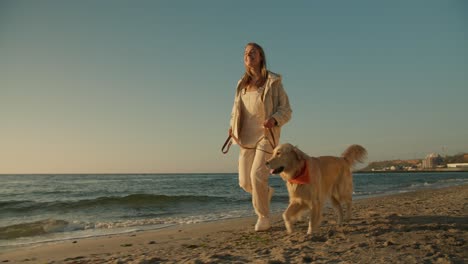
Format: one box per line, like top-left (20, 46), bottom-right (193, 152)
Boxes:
top-left (266, 144), bottom-right (367, 234)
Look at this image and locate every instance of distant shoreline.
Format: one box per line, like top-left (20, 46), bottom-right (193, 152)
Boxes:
top-left (1, 170), bottom-right (468, 176)
top-left (355, 169), bottom-right (468, 174)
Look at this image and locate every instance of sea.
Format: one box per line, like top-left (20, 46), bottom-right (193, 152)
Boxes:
top-left (1, 172), bottom-right (467, 249)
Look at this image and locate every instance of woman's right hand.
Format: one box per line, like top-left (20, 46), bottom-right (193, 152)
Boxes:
top-left (228, 128), bottom-right (232, 136)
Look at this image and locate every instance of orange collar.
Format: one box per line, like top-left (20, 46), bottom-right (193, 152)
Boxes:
top-left (288, 161), bottom-right (310, 185)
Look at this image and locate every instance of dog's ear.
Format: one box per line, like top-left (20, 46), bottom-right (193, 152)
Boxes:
top-left (293, 145), bottom-right (307, 161)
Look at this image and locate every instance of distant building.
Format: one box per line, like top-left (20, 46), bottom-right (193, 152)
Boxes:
top-left (422, 153), bottom-right (443, 169)
top-left (447, 163), bottom-right (468, 168)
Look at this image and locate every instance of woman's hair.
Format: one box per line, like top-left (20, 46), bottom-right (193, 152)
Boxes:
top-left (240, 42), bottom-right (268, 89)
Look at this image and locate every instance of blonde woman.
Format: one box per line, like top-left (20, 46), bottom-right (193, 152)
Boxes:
top-left (229, 43), bottom-right (292, 231)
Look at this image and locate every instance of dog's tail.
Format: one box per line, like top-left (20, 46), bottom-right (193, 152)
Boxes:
top-left (342, 145), bottom-right (367, 166)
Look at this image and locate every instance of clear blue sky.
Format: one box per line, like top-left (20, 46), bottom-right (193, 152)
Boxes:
top-left (1, 1), bottom-right (467, 173)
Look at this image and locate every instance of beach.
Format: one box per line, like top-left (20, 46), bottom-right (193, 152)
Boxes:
top-left (1, 184), bottom-right (466, 264)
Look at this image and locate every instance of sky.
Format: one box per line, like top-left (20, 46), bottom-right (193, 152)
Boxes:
top-left (1, 1), bottom-right (467, 174)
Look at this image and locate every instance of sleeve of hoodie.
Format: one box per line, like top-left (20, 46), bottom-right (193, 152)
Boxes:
top-left (271, 79), bottom-right (292, 127)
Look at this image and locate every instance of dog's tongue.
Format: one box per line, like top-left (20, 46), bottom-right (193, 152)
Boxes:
top-left (269, 169), bottom-right (275, 174)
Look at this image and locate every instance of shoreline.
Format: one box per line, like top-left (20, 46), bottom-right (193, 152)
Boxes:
top-left (1, 185), bottom-right (467, 263)
top-left (355, 169), bottom-right (468, 174)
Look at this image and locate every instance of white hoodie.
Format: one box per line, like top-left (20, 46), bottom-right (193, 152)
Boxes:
top-left (230, 71), bottom-right (292, 146)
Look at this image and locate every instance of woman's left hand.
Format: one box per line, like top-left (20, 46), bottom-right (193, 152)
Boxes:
top-left (263, 117), bottom-right (276, 128)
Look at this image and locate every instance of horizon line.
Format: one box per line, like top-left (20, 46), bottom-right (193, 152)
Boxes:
top-left (0, 172), bottom-right (239, 175)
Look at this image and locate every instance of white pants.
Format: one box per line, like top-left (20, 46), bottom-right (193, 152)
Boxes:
top-left (238, 139), bottom-right (273, 218)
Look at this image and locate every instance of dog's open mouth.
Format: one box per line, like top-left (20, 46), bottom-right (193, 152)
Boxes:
top-left (269, 166), bottom-right (285, 174)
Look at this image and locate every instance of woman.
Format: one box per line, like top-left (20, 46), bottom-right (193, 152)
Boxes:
top-left (229, 42), bottom-right (292, 231)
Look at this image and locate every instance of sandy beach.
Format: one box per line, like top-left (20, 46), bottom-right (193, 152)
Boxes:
top-left (1, 185), bottom-right (467, 264)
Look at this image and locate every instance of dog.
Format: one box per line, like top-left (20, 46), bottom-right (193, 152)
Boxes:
top-left (266, 144), bottom-right (367, 234)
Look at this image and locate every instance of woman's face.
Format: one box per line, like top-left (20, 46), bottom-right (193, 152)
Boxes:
top-left (244, 45), bottom-right (262, 69)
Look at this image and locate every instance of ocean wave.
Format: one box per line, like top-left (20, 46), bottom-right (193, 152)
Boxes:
top-left (0, 209), bottom-right (255, 240)
top-left (353, 191), bottom-right (376, 196)
top-left (0, 194), bottom-right (232, 213)
top-left (409, 182), bottom-right (432, 188)
top-left (0, 219), bottom-right (70, 240)
top-left (0, 217), bottom-right (170, 241)
top-left (438, 178), bottom-right (468, 183)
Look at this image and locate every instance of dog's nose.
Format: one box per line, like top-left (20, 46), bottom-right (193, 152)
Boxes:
top-left (265, 161), bottom-right (269, 166)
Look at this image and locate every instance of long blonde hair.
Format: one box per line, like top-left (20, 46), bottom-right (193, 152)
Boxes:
top-left (240, 42), bottom-right (268, 89)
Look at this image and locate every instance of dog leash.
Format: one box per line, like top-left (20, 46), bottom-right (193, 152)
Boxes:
top-left (221, 128), bottom-right (276, 155)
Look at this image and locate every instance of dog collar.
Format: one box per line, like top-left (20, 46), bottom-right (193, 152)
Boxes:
top-left (288, 161), bottom-right (310, 185)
